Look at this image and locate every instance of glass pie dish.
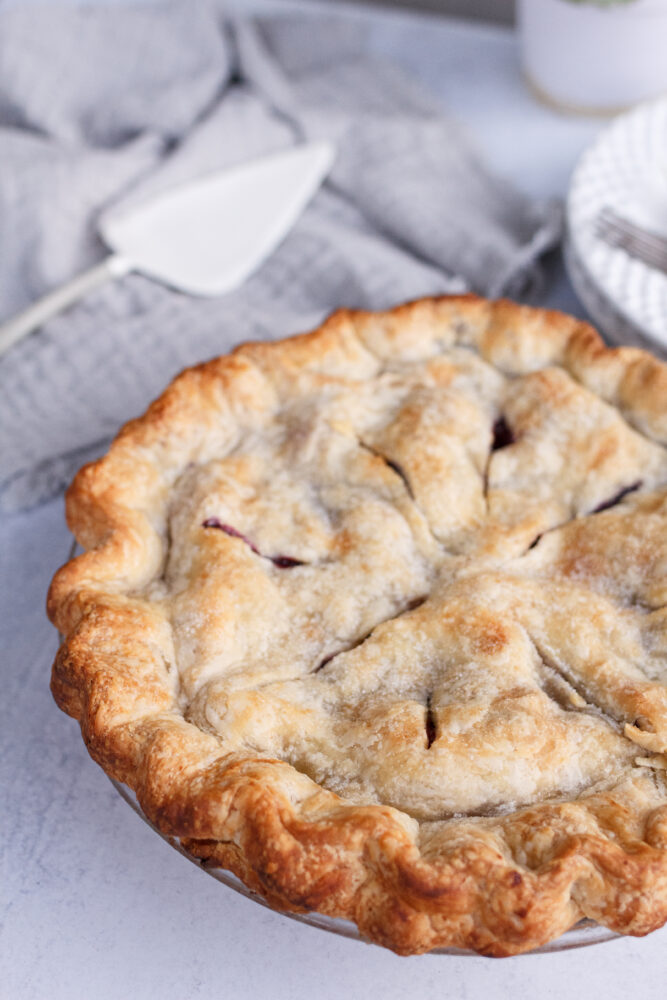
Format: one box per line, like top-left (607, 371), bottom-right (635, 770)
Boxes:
top-left (109, 767), bottom-right (618, 955)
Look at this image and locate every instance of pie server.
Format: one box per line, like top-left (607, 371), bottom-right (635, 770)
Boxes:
top-left (0, 141), bottom-right (335, 357)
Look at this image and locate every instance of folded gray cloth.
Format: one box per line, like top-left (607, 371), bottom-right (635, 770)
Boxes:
top-left (0, 1), bottom-right (561, 512)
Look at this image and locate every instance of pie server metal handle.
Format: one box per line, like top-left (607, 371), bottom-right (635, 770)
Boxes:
top-left (0, 255), bottom-right (130, 358)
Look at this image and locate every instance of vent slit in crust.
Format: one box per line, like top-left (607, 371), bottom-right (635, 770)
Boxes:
top-left (314, 595), bottom-right (428, 673)
top-left (202, 518), bottom-right (304, 568)
top-left (383, 458), bottom-right (414, 499)
top-left (424, 693), bottom-right (436, 748)
top-left (359, 441), bottom-right (415, 500)
top-left (590, 480), bottom-right (643, 514)
top-left (202, 518), bottom-right (259, 553)
top-left (533, 640), bottom-right (623, 731)
top-left (484, 415), bottom-right (515, 509)
top-left (491, 415), bottom-right (515, 451)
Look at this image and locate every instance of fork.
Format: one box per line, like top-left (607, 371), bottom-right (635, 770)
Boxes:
top-left (595, 207), bottom-right (667, 276)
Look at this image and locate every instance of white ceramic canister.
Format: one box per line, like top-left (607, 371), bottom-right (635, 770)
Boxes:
top-left (518, 0), bottom-right (667, 114)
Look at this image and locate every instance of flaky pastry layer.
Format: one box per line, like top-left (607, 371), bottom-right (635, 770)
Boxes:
top-left (48, 296), bottom-right (667, 955)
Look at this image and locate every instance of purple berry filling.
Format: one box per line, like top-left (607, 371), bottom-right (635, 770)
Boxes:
top-left (202, 519), bottom-right (303, 568)
top-left (271, 555), bottom-right (304, 569)
top-left (492, 416), bottom-right (514, 451)
top-left (202, 518), bottom-right (260, 554)
top-left (592, 480), bottom-right (643, 514)
top-left (425, 694), bottom-right (436, 748)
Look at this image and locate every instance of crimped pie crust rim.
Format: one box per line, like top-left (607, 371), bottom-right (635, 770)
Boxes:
top-left (108, 772), bottom-right (619, 955)
top-left (48, 295), bottom-right (667, 956)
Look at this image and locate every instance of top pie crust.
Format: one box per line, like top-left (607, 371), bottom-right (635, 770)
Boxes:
top-left (48, 295), bottom-right (667, 956)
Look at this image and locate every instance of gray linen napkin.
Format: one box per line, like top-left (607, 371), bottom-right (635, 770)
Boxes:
top-left (0, 1), bottom-right (561, 512)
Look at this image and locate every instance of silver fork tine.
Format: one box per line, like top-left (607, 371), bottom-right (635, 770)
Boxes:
top-left (597, 219), bottom-right (667, 263)
top-left (595, 208), bottom-right (667, 274)
top-left (597, 208), bottom-right (667, 254)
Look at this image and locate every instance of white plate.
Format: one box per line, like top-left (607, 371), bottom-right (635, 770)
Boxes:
top-left (566, 96), bottom-right (667, 355)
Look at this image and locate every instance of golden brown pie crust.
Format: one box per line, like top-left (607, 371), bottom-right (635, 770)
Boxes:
top-left (48, 295), bottom-right (667, 956)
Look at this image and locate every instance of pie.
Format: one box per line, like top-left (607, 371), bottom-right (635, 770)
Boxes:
top-left (48, 295), bottom-right (667, 956)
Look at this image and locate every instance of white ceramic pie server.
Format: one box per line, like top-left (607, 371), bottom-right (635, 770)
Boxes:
top-left (0, 141), bottom-right (335, 357)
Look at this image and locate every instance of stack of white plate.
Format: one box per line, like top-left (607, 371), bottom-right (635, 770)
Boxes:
top-left (565, 96), bottom-right (667, 361)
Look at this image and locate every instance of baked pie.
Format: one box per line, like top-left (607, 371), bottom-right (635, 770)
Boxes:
top-left (48, 295), bottom-right (667, 956)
